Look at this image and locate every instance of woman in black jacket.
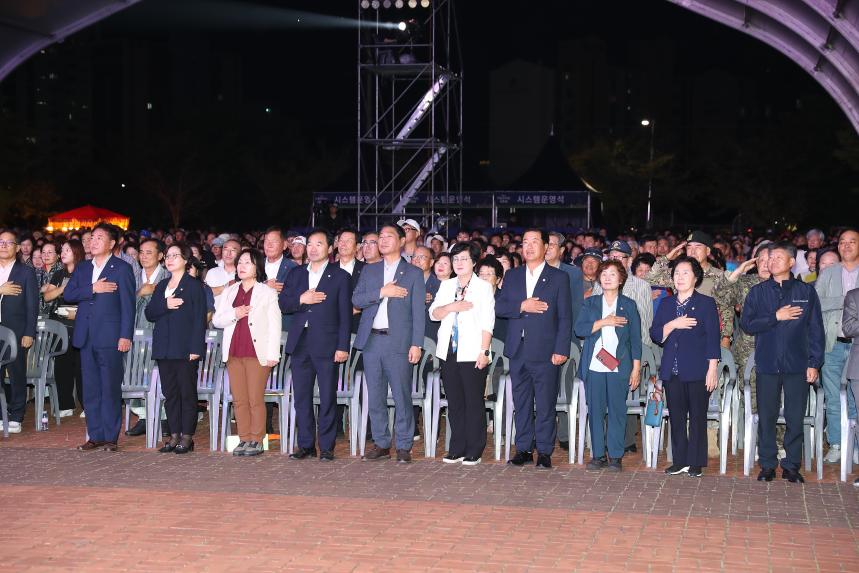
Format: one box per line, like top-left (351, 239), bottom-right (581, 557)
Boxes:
top-left (145, 243), bottom-right (207, 454)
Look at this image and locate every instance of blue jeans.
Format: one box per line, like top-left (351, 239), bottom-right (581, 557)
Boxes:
top-left (821, 342), bottom-right (857, 445)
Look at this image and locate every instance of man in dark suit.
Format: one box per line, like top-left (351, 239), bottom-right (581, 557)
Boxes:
top-left (496, 229), bottom-right (572, 468)
top-left (0, 230), bottom-right (38, 433)
top-left (64, 223), bottom-right (135, 451)
top-left (280, 229), bottom-right (352, 461)
top-left (352, 223), bottom-right (426, 463)
top-left (335, 228), bottom-right (366, 334)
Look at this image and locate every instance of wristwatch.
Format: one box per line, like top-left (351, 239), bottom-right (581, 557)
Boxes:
top-left (482, 349), bottom-right (491, 357)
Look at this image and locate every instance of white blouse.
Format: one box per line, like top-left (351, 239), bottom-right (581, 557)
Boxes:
top-left (589, 296), bottom-right (620, 373)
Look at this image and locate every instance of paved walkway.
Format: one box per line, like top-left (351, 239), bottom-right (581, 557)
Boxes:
top-left (1, 410), bottom-right (857, 571)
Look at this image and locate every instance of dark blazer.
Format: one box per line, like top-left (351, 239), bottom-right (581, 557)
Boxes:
top-left (64, 256), bottom-right (135, 349)
top-left (144, 273), bottom-right (208, 360)
top-left (495, 263), bottom-right (573, 361)
top-left (574, 293), bottom-right (642, 382)
top-left (650, 290), bottom-right (721, 382)
top-left (558, 262), bottom-right (585, 335)
top-left (343, 259), bottom-right (366, 333)
top-left (280, 263), bottom-right (352, 357)
top-left (273, 256), bottom-right (299, 284)
top-left (0, 261), bottom-right (38, 339)
top-left (424, 273), bottom-right (442, 341)
top-left (352, 257), bottom-right (426, 352)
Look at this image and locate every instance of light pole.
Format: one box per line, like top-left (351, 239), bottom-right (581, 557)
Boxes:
top-left (641, 118), bottom-right (655, 228)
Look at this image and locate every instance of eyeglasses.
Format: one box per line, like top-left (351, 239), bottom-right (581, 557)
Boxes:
top-left (0, 241), bottom-right (17, 248)
top-left (165, 253), bottom-right (184, 260)
top-left (412, 255), bottom-right (430, 261)
top-left (362, 240), bottom-right (378, 246)
top-left (452, 256), bottom-right (472, 263)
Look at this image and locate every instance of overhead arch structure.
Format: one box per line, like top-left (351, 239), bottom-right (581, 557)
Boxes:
top-left (669, 0), bottom-right (859, 133)
top-left (0, 0), bottom-right (142, 83)
top-left (0, 0), bottom-right (858, 134)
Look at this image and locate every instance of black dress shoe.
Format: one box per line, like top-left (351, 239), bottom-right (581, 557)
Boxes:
top-left (174, 435), bottom-right (194, 454)
top-left (559, 441), bottom-right (569, 451)
top-left (319, 450), bottom-right (334, 461)
top-left (757, 467), bottom-right (776, 482)
top-left (535, 453), bottom-right (552, 469)
top-left (782, 467), bottom-right (805, 483)
top-left (508, 450), bottom-right (534, 466)
top-left (289, 447), bottom-right (317, 460)
top-left (124, 420), bottom-right (146, 437)
top-left (586, 457), bottom-right (607, 471)
top-left (159, 434), bottom-right (180, 453)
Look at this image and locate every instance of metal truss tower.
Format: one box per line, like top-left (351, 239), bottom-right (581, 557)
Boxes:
top-left (357, 0), bottom-right (463, 232)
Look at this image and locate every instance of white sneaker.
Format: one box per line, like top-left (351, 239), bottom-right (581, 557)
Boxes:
top-left (462, 456), bottom-right (481, 466)
top-left (824, 445), bottom-right (841, 464)
top-left (58, 409), bottom-right (74, 418)
top-left (79, 411), bottom-right (86, 418)
top-left (5, 421), bottom-right (21, 434)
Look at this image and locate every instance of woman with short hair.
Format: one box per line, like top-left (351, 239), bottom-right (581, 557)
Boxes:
top-left (575, 260), bottom-right (642, 472)
top-left (213, 248), bottom-right (282, 457)
top-left (650, 256), bottom-right (720, 478)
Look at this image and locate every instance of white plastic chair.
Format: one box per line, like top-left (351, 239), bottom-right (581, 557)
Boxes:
top-left (221, 332), bottom-right (289, 453)
top-left (429, 337), bottom-right (508, 459)
top-left (30, 319), bottom-right (69, 431)
top-left (0, 326), bottom-right (18, 438)
top-left (840, 367), bottom-right (857, 482)
top-left (359, 336), bottom-right (437, 457)
top-left (120, 329), bottom-right (157, 448)
top-left (742, 353), bottom-right (824, 478)
top-left (555, 343), bottom-right (581, 465)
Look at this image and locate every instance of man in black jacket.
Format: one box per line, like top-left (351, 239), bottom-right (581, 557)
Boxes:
top-left (740, 241), bottom-right (825, 483)
top-left (0, 230), bottom-right (38, 434)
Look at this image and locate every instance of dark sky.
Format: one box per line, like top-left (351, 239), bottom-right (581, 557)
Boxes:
top-left (100, 0), bottom-right (848, 159)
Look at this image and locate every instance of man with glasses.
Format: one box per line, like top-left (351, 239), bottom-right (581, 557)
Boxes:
top-left (397, 218), bottom-right (421, 263)
top-left (361, 232), bottom-right (381, 264)
top-left (64, 223), bottom-right (135, 451)
top-left (0, 230), bottom-right (38, 434)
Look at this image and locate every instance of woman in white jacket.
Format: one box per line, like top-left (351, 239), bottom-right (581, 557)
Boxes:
top-left (213, 248), bottom-right (282, 456)
top-left (429, 241), bottom-right (495, 465)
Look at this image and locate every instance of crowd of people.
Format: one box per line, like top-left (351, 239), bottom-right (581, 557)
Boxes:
top-left (0, 218), bottom-right (857, 485)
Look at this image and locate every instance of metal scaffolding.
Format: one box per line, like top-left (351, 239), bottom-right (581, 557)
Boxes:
top-left (356, 0), bottom-right (463, 232)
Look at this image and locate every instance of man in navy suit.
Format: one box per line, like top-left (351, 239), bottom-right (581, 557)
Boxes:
top-left (280, 229), bottom-right (352, 461)
top-left (64, 223), bottom-right (135, 451)
top-left (353, 223), bottom-right (426, 463)
top-left (496, 229), bottom-right (572, 468)
top-left (0, 230), bottom-right (38, 433)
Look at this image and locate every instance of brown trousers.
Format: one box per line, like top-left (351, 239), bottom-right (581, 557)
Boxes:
top-left (226, 357), bottom-right (271, 442)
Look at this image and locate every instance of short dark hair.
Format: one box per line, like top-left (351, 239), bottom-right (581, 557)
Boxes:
top-left (522, 228), bottom-right (549, 244)
top-left (307, 228), bottom-right (333, 247)
top-left (476, 256), bottom-right (504, 280)
top-left (338, 227), bottom-right (359, 243)
top-left (238, 248), bottom-right (267, 282)
top-left (166, 241), bottom-right (192, 263)
top-left (264, 226), bottom-right (284, 240)
top-left (140, 237), bottom-right (166, 254)
top-left (449, 240), bottom-right (481, 264)
top-left (597, 259), bottom-right (628, 290)
top-left (818, 247), bottom-right (840, 262)
top-left (93, 222), bottom-right (119, 245)
top-left (671, 255), bottom-right (704, 288)
top-left (767, 241), bottom-right (797, 260)
top-left (186, 255), bottom-right (206, 277)
top-left (631, 254), bottom-right (654, 276)
top-left (380, 223), bottom-right (405, 239)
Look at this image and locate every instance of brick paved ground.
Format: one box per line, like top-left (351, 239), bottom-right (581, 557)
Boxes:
top-left (1, 406), bottom-right (857, 571)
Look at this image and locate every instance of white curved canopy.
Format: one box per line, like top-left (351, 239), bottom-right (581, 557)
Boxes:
top-left (0, 0), bottom-right (141, 82)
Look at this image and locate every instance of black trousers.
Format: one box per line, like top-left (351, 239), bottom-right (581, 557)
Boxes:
top-left (290, 334), bottom-right (339, 452)
top-left (55, 345), bottom-right (82, 411)
top-left (756, 373), bottom-right (808, 471)
top-left (664, 376), bottom-right (710, 468)
top-left (157, 359), bottom-right (199, 436)
top-left (2, 344), bottom-right (29, 423)
top-left (441, 349), bottom-right (487, 458)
